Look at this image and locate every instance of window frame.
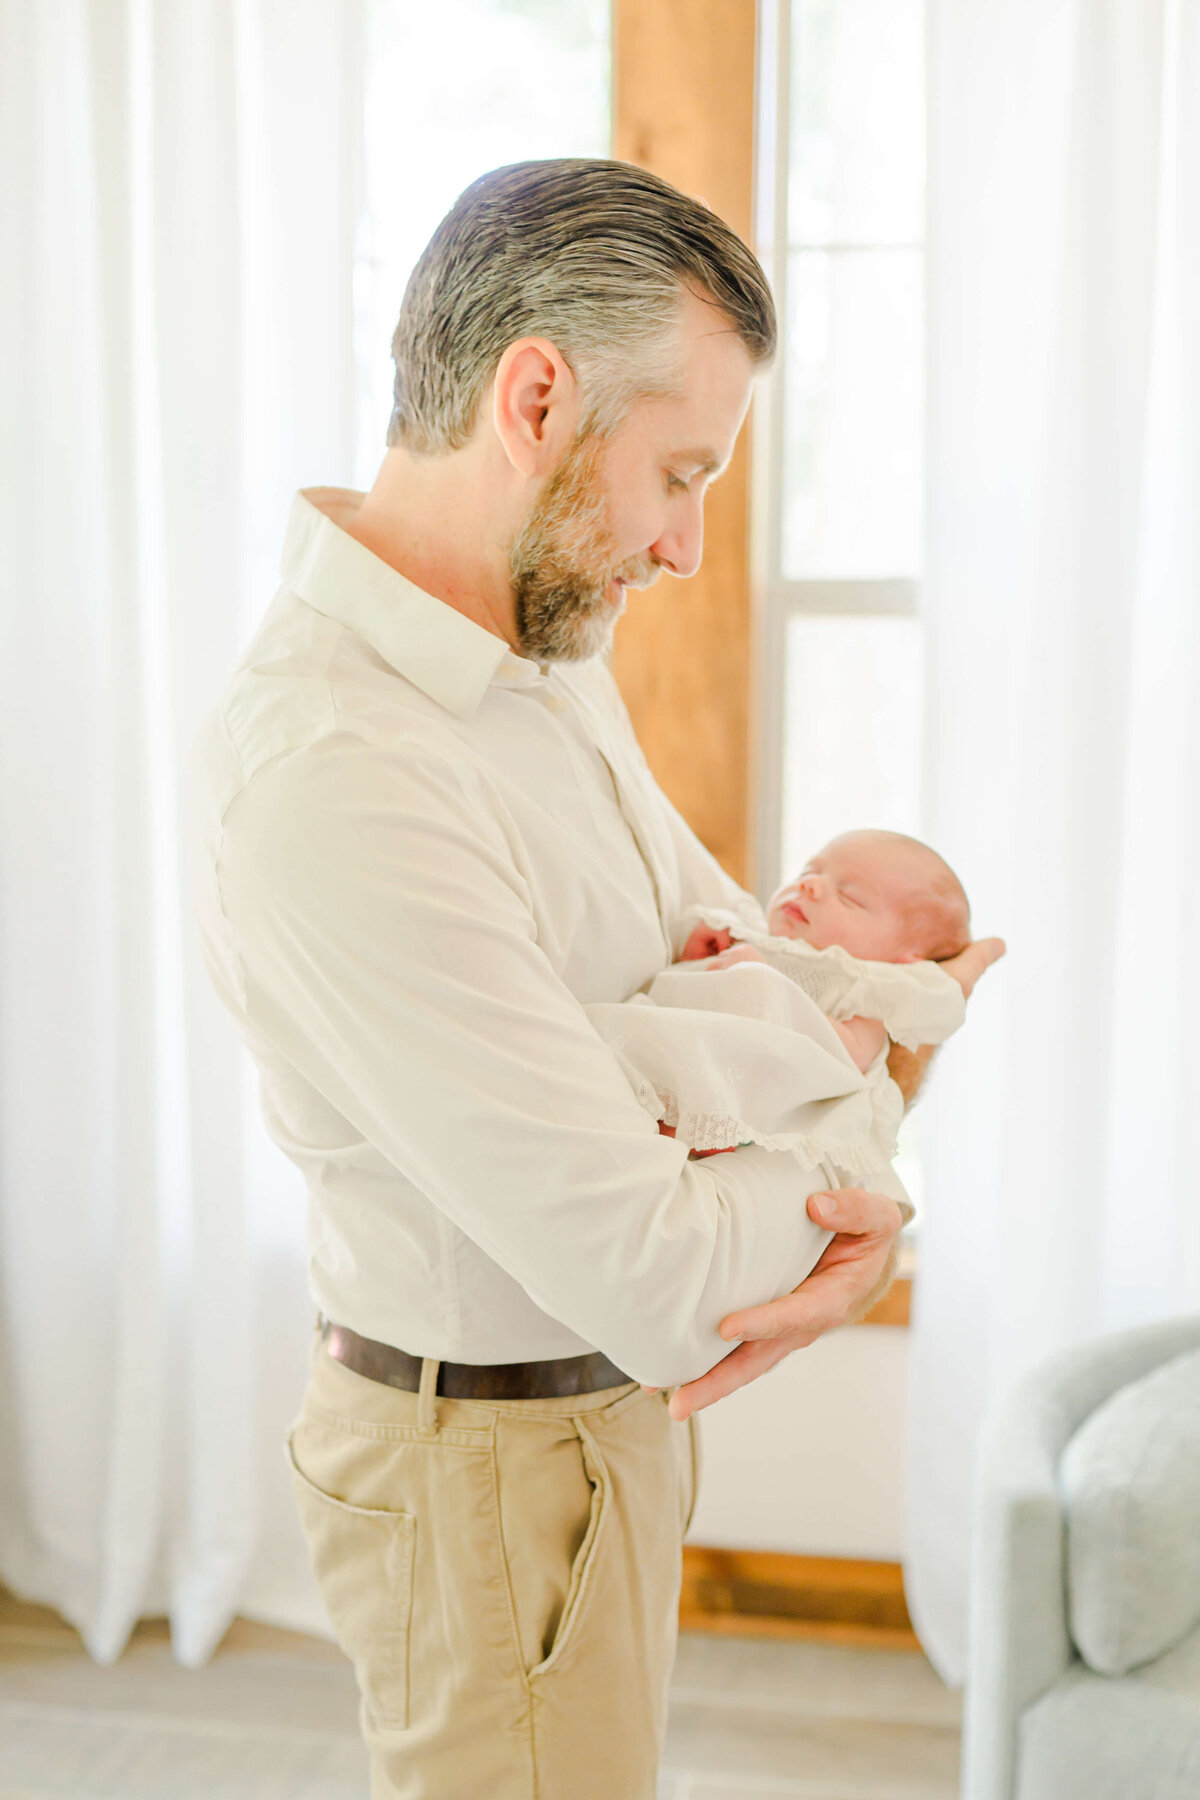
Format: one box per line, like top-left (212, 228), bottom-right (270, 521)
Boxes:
top-left (751, 0), bottom-right (922, 901)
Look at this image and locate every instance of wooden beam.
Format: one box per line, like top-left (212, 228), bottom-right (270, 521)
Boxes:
top-left (611, 0), bottom-right (759, 885)
top-left (859, 1274), bottom-right (912, 1329)
top-left (680, 1547), bottom-right (921, 1650)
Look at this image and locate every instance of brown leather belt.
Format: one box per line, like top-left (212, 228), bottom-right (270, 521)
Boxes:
top-left (320, 1319), bottom-right (633, 1401)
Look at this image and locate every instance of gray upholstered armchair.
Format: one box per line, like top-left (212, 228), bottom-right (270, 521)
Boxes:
top-left (962, 1314), bottom-right (1200, 1800)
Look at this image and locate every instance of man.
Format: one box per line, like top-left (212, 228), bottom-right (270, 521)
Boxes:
top-left (192, 160), bottom-right (996, 1799)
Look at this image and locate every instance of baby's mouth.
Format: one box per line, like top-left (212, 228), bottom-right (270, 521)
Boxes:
top-left (782, 899), bottom-right (809, 926)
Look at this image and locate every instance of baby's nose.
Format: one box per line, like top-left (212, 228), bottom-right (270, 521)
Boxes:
top-left (798, 872), bottom-right (823, 899)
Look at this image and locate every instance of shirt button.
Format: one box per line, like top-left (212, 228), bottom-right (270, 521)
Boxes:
top-left (543, 693), bottom-right (567, 713)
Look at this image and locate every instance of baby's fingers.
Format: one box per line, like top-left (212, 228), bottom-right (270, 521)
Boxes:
top-left (708, 944), bottom-right (766, 970)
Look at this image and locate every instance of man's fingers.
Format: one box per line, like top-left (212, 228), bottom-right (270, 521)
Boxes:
top-left (806, 1187), bottom-right (904, 1238)
top-left (668, 1337), bottom-right (800, 1420)
top-left (720, 1290), bottom-right (844, 1343)
top-left (716, 1189), bottom-right (903, 1345)
top-left (719, 1265), bottom-right (879, 1344)
top-left (943, 935), bottom-right (1007, 999)
top-left (673, 1188), bottom-right (906, 1420)
top-left (961, 936), bottom-right (1006, 980)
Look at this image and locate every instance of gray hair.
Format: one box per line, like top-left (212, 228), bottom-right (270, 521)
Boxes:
top-left (387, 158), bottom-right (776, 453)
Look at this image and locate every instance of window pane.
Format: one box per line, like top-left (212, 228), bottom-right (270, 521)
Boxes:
top-left (788, 0), bottom-right (924, 247)
top-left (779, 614), bottom-right (923, 878)
top-left (781, 248), bottom-right (923, 579)
top-left (355, 0), bottom-right (611, 483)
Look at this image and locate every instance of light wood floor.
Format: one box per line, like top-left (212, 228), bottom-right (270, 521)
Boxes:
top-left (0, 1589), bottom-right (961, 1798)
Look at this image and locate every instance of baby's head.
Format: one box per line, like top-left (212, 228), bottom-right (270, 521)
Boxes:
top-left (767, 830), bottom-right (970, 964)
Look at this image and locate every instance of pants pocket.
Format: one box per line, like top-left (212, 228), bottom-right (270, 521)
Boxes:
top-left (683, 1410), bottom-right (701, 1536)
top-left (528, 1416), bottom-right (609, 1680)
top-left (287, 1431), bottom-right (416, 1729)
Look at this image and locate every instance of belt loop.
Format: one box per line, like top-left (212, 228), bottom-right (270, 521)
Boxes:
top-left (418, 1357), bottom-right (441, 1434)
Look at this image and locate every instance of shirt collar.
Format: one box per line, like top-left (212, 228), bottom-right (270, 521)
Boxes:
top-left (280, 487), bottom-right (544, 717)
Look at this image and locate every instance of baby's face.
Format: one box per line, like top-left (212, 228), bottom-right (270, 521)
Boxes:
top-left (767, 832), bottom-right (961, 963)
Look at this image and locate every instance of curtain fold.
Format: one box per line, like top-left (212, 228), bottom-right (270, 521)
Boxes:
top-left (909, 0), bottom-right (1200, 1684)
top-left (0, 0), bottom-right (361, 1665)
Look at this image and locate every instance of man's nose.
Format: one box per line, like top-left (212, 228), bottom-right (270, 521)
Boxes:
top-left (651, 496), bottom-right (704, 581)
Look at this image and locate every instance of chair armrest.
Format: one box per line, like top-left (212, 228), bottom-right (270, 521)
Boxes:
top-left (962, 1314), bottom-right (1200, 1800)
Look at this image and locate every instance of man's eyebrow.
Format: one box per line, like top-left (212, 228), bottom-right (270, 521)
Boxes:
top-left (671, 447), bottom-right (722, 475)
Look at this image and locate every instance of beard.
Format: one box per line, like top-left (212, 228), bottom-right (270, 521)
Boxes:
top-left (508, 430), bottom-right (659, 664)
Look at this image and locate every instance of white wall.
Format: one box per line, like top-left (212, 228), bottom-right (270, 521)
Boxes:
top-left (686, 1325), bottom-right (909, 1559)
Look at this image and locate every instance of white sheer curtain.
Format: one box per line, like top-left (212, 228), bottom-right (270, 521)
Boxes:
top-left (907, 0), bottom-right (1200, 1683)
top-left (0, 0), bottom-right (360, 1664)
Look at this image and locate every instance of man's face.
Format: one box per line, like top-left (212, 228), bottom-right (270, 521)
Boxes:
top-left (509, 292), bottom-right (756, 663)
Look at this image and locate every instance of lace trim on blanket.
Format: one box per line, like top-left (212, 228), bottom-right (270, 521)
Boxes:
top-left (636, 1077), bottom-right (896, 1174)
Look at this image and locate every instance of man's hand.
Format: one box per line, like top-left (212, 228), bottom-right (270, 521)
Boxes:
top-left (941, 935), bottom-right (1006, 999)
top-left (662, 1187), bottom-right (905, 1421)
top-left (888, 935), bottom-right (1006, 1104)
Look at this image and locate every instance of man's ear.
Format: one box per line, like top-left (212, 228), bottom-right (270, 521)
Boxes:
top-left (491, 337), bottom-right (579, 477)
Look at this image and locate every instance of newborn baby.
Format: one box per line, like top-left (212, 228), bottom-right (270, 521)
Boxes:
top-left (586, 830), bottom-right (990, 1212)
top-left (681, 829), bottom-right (972, 1073)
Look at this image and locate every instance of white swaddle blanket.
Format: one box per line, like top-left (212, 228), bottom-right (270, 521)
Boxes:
top-left (587, 910), bottom-right (965, 1201)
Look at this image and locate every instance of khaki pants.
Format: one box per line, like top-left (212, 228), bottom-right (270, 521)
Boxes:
top-left (289, 1338), bottom-right (699, 1799)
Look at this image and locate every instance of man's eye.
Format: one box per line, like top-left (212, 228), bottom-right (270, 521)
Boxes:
top-left (665, 473), bottom-right (688, 492)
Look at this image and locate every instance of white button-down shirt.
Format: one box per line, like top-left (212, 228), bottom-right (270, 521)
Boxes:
top-left (190, 489), bottom-right (831, 1386)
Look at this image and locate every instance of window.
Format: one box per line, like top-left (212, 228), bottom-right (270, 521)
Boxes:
top-left (353, 0), bottom-right (611, 488)
top-left (755, 0), bottom-right (925, 887)
top-left (755, 0), bottom-right (927, 1213)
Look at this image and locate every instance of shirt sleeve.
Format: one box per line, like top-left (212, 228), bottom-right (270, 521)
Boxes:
top-left (826, 953), bottom-right (967, 1049)
top-left (213, 733), bottom-right (831, 1388)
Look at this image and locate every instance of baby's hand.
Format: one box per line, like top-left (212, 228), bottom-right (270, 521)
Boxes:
top-left (706, 944), bottom-right (767, 970)
top-left (833, 1015), bottom-right (888, 1073)
top-left (680, 923), bottom-right (736, 961)
top-left (658, 1121), bottom-right (735, 1159)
